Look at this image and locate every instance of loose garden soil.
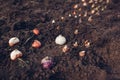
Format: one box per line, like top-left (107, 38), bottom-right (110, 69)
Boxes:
top-left (0, 0), bottom-right (120, 80)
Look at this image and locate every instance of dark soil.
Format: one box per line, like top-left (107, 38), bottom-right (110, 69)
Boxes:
top-left (0, 0), bottom-right (120, 80)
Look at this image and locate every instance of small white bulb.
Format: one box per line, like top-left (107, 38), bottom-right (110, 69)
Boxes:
top-left (9, 37), bottom-right (20, 46)
top-left (73, 41), bottom-right (78, 47)
top-left (74, 15), bottom-right (77, 18)
top-left (55, 35), bottom-right (66, 45)
top-left (83, 2), bottom-right (87, 6)
top-left (68, 14), bottom-right (72, 17)
top-left (62, 45), bottom-right (69, 53)
top-left (10, 49), bottom-right (22, 60)
top-left (52, 20), bottom-right (55, 24)
top-left (79, 51), bottom-right (85, 57)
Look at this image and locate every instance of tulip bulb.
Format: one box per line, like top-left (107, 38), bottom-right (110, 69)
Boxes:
top-left (10, 49), bottom-right (22, 60)
top-left (32, 40), bottom-right (41, 48)
top-left (33, 28), bottom-right (39, 35)
top-left (9, 37), bottom-right (20, 47)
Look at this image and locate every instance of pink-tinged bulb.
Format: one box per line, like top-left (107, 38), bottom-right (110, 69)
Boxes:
top-left (43, 61), bottom-right (53, 69)
top-left (41, 56), bottom-right (53, 69)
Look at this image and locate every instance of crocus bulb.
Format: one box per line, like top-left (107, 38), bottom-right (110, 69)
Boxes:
top-left (73, 41), bottom-right (78, 47)
top-left (84, 40), bottom-right (90, 48)
top-left (62, 45), bottom-right (69, 53)
top-left (79, 51), bottom-right (85, 57)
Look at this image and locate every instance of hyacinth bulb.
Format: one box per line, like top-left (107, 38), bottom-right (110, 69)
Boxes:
top-left (41, 56), bottom-right (53, 69)
top-left (55, 35), bottom-right (66, 45)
